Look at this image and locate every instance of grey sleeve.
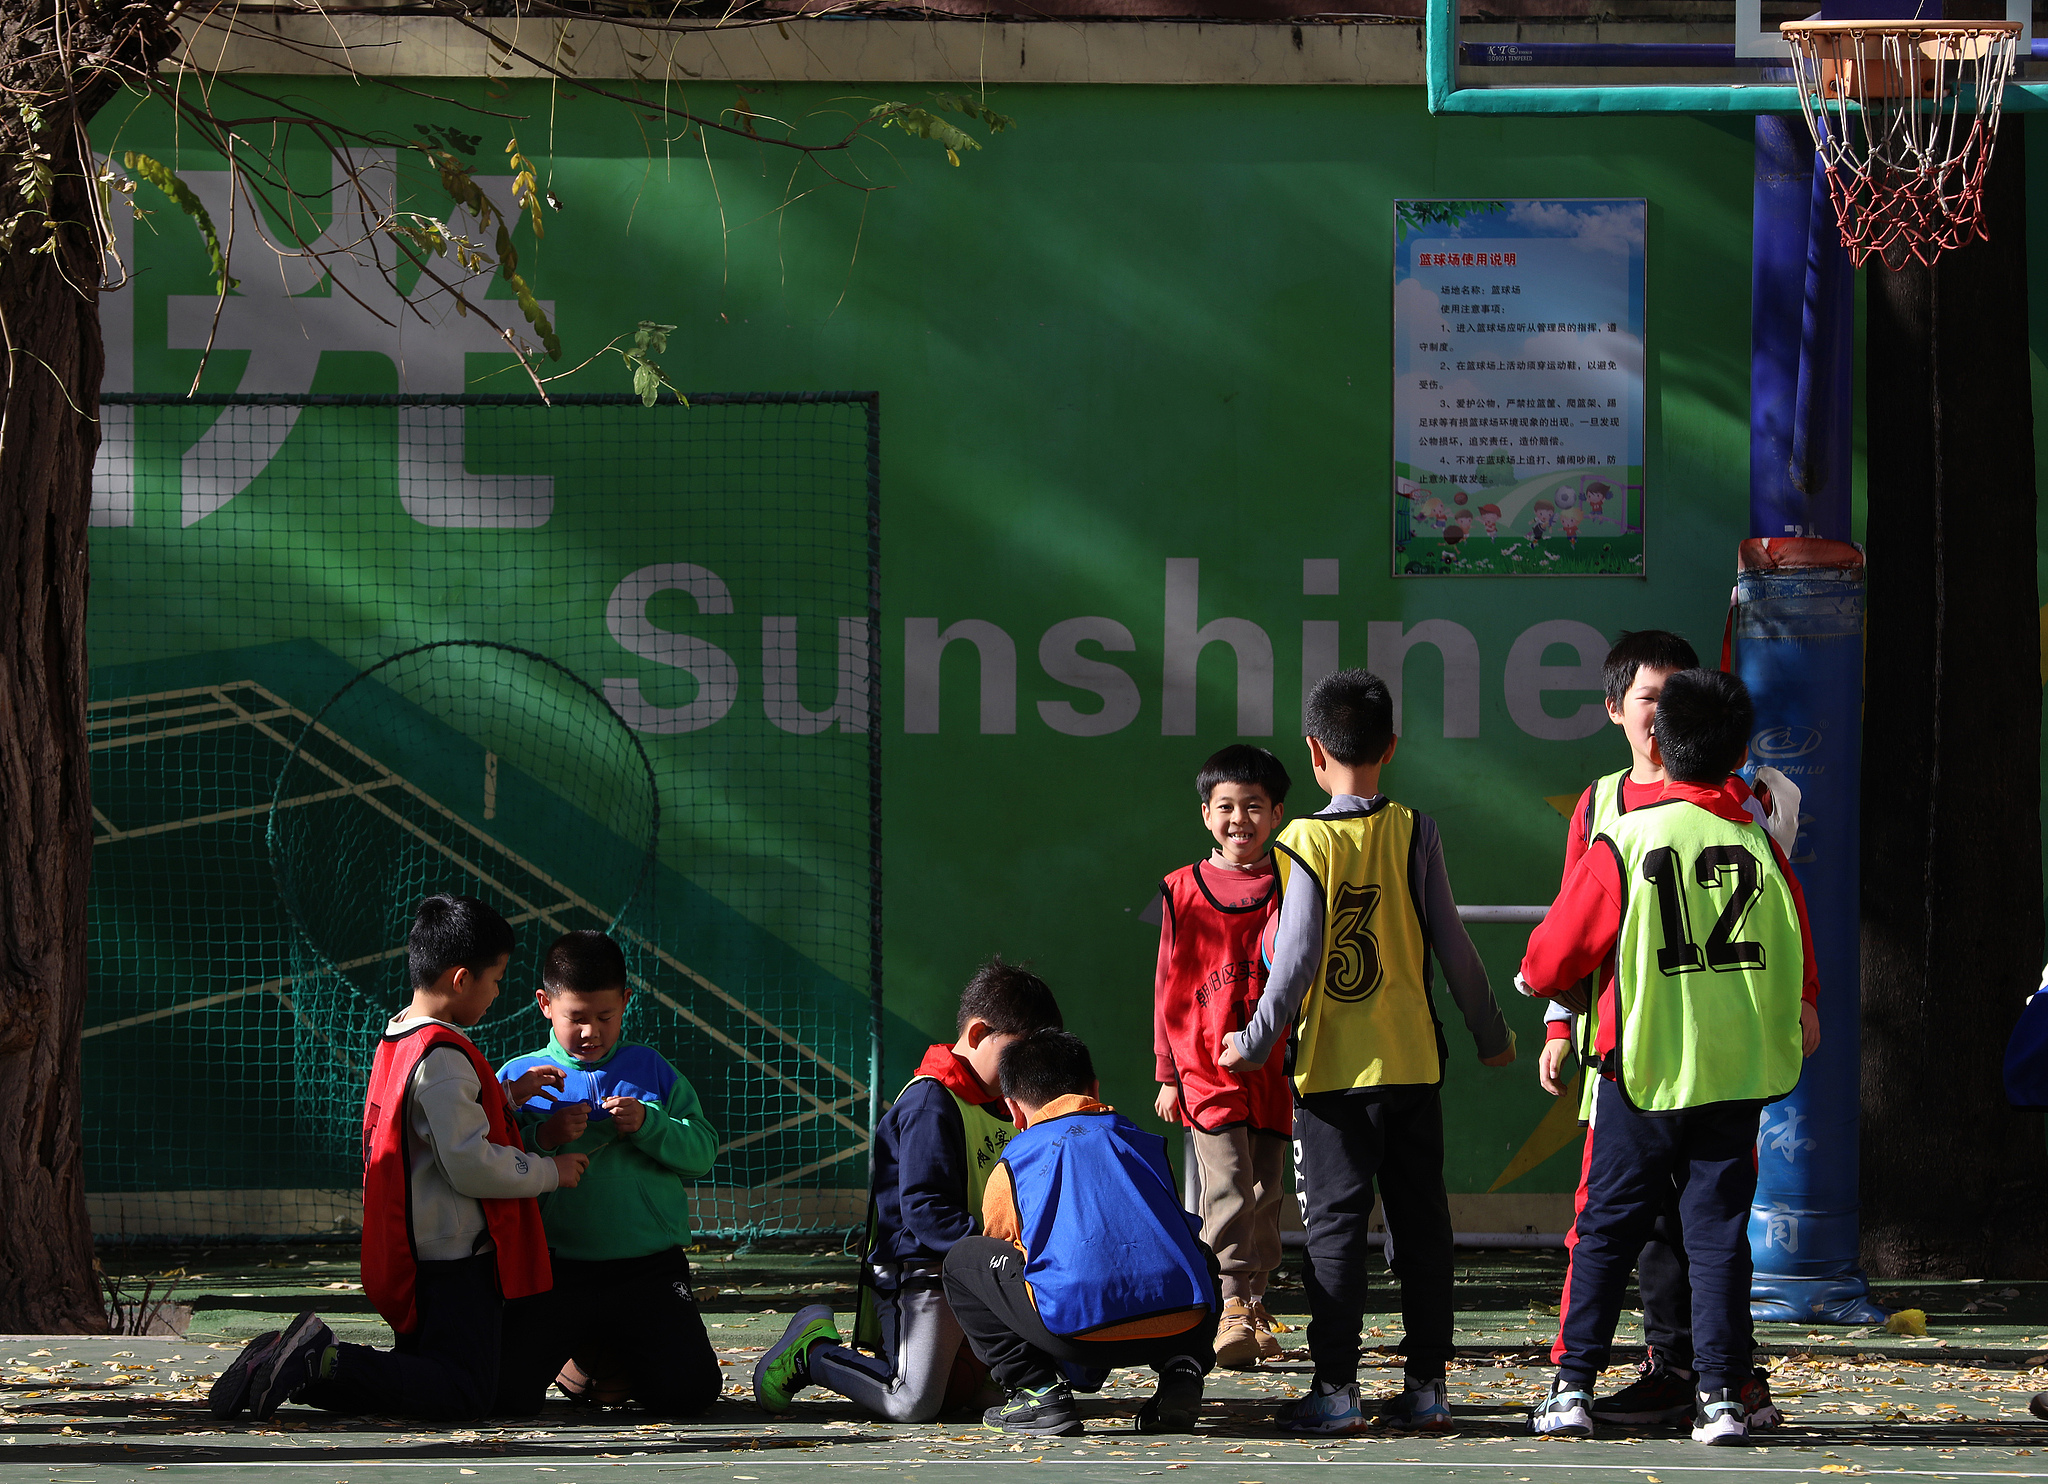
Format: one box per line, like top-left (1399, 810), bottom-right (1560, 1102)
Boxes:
top-left (1231, 853), bottom-right (1323, 1067)
top-left (414, 1053), bottom-right (562, 1201)
top-left (1412, 815), bottom-right (1514, 1061)
top-left (1543, 998), bottom-right (1573, 1026)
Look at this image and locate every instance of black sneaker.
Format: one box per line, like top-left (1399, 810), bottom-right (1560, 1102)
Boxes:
top-left (248, 1310), bottom-right (334, 1421)
top-left (1591, 1356), bottom-right (1695, 1425)
top-left (1691, 1387), bottom-right (1748, 1446)
top-left (1740, 1366), bottom-right (1784, 1430)
top-left (209, 1331), bottom-right (282, 1420)
top-left (2030, 1391), bottom-right (2047, 1422)
top-left (1136, 1361), bottom-right (1203, 1434)
top-left (985, 1381), bottom-right (1084, 1437)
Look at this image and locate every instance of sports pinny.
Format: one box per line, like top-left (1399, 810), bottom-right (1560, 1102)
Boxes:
top-left (1156, 863), bottom-right (1290, 1135)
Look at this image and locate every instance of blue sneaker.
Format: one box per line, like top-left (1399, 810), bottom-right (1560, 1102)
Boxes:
top-left (1531, 1378), bottom-right (1595, 1438)
top-left (1276, 1380), bottom-right (1370, 1436)
top-left (1380, 1377), bottom-right (1454, 1431)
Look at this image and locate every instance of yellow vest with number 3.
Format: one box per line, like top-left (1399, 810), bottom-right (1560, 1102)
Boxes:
top-left (1273, 802), bottom-right (1441, 1095)
top-left (1600, 801), bottom-right (1805, 1114)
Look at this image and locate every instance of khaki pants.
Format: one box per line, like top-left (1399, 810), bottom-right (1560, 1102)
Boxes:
top-left (1190, 1125), bottom-right (1288, 1279)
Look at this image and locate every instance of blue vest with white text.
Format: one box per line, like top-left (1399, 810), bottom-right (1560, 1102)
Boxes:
top-left (1000, 1110), bottom-right (1213, 1338)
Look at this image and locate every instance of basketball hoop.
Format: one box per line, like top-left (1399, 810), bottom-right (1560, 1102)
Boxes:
top-left (1780, 18), bottom-right (2021, 271)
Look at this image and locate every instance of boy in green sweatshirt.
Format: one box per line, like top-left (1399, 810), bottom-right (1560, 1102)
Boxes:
top-left (495, 931), bottom-right (721, 1415)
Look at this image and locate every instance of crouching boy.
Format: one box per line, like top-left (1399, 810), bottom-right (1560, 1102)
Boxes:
top-left (754, 958), bottom-right (1064, 1421)
top-left (210, 896), bottom-right (584, 1423)
top-left (943, 1030), bottom-right (1219, 1438)
top-left (1520, 671), bottom-right (1819, 1447)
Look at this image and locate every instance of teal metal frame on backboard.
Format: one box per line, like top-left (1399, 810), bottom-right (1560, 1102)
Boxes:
top-left (1426, 0), bottom-right (2048, 115)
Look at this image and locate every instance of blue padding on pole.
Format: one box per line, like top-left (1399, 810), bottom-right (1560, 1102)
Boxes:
top-left (1752, 118), bottom-right (1822, 540)
top-left (1789, 138), bottom-right (1856, 539)
top-left (1734, 557), bottom-right (1885, 1326)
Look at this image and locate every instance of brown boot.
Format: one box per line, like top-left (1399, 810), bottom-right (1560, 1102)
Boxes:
top-left (1249, 1299), bottom-right (1286, 1361)
top-left (1214, 1298), bottom-right (1261, 1369)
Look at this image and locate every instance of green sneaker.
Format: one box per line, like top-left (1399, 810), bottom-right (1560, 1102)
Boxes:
top-left (752, 1304), bottom-right (839, 1413)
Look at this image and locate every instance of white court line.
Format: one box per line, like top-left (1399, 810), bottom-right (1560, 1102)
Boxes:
top-left (114, 1457), bottom-right (2048, 1478)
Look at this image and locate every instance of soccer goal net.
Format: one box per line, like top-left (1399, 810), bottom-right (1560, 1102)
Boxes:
top-left (86, 393), bottom-right (880, 1244)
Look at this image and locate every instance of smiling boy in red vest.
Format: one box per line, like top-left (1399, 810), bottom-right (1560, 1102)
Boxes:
top-left (209, 895), bottom-right (586, 1423)
top-left (1152, 744), bottom-right (1292, 1368)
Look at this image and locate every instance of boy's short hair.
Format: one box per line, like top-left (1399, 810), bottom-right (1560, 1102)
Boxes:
top-left (1196, 744), bottom-right (1292, 805)
top-left (1653, 669), bottom-right (1753, 785)
top-left (408, 895), bottom-right (515, 989)
top-left (1603, 629), bottom-right (1700, 708)
top-left (958, 956), bottom-right (1063, 1037)
top-left (998, 1029), bottom-right (1095, 1107)
top-left (1303, 669), bottom-right (1395, 767)
top-left (542, 930), bottom-right (628, 997)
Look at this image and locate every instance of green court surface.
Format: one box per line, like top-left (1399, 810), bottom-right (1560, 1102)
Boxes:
top-left (8, 1250), bottom-right (2043, 1484)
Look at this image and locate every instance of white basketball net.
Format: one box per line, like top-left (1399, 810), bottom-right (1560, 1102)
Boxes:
top-left (1781, 20), bottom-right (2021, 270)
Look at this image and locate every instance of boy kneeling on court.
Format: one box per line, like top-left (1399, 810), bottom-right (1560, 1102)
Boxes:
top-left (495, 930), bottom-right (722, 1415)
top-left (1519, 671), bottom-right (1820, 1446)
top-left (942, 1030), bottom-right (1219, 1437)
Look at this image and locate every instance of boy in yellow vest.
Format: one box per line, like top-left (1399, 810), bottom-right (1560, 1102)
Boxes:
top-left (1219, 669), bottom-right (1517, 1435)
top-left (753, 958), bottom-right (1062, 1421)
top-left (1519, 670), bottom-right (1819, 1446)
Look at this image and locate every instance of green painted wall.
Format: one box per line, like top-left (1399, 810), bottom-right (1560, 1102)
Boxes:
top-left (92, 80), bottom-right (2032, 1204)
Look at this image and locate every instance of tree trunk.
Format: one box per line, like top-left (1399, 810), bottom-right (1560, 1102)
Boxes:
top-left (1860, 122), bottom-right (2048, 1279)
top-left (0, 98), bottom-right (108, 1335)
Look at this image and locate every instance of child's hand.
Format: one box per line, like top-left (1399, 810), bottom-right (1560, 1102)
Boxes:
top-left (1538, 1038), bottom-right (1572, 1096)
top-left (1218, 1033), bottom-right (1261, 1072)
top-left (603, 1096), bottom-right (646, 1134)
top-left (553, 1152), bottom-right (590, 1188)
top-left (542, 1102), bottom-right (590, 1148)
top-left (1153, 1084), bottom-right (1179, 1123)
top-left (1478, 1030), bottom-right (1517, 1068)
top-left (1801, 1001), bottom-right (1821, 1057)
top-left (507, 1065), bottom-right (565, 1106)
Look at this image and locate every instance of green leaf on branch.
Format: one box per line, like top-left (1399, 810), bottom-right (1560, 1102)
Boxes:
top-left (867, 94), bottom-right (1014, 166)
top-left (621, 321), bottom-right (683, 408)
top-left (424, 146), bottom-right (562, 361)
top-left (122, 151), bottom-right (237, 295)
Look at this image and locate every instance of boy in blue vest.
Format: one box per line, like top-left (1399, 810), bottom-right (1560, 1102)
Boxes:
top-left (942, 1029), bottom-right (1218, 1437)
top-left (1520, 670), bottom-right (1820, 1446)
top-left (754, 958), bottom-right (1063, 1421)
top-left (1539, 631), bottom-right (1789, 1431)
top-left (1220, 669), bottom-right (1517, 1436)
top-left (494, 930), bottom-right (722, 1415)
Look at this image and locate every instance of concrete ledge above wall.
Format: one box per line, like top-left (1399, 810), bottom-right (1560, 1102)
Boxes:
top-left (173, 13), bottom-right (1426, 85)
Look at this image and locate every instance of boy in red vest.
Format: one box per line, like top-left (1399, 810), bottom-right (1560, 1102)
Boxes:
top-left (945, 1030), bottom-right (1218, 1437)
top-left (753, 958), bottom-right (1063, 1421)
top-left (209, 895), bottom-right (586, 1423)
top-left (1152, 744), bottom-right (1292, 1368)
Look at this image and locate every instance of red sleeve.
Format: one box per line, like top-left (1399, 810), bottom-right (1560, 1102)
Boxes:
top-left (1544, 1018), bottom-right (1573, 1042)
top-left (1769, 839), bottom-right (1822, 1006)
top-left (1153, 884), bottom-right (1179, 1085)
top-left (1561, 785), bottom-right (1595, 887)
top-left (1523, 843), bottom-right (1625, 995)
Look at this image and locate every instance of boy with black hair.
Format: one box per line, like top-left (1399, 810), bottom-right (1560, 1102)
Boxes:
top-left (495, 929), bottom-right (721, 1415)
top-left (754, 957), bottom-right (1064, 1421)
top-left (1521, 670), bottom-right (1820, 1446)
top-left (1538, 631), bottom-right (1791, 1430)
top-left (1153, 743), bottom-right (1292, 1368)
top-left (1219, 669), bottom-right (1517, 1436)
top-left (211, 896), bottom-right (585, 1424)
top-left (943, 1029), bottom-right (1218, 1438)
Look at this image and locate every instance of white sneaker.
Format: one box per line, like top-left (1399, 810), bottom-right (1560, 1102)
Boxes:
top-left (1531, 1379), bottom-right (1594, 1438)
top-left (1692, 1388), bottom-right (1749, 1446)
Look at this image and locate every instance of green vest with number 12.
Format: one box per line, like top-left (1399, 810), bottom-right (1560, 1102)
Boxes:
top-left (1599, 800), bottom-right (1805, 1114)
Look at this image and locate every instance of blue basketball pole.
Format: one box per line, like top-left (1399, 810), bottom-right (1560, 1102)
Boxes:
top-left (1736, 116), bottom-right (1885, 1325)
